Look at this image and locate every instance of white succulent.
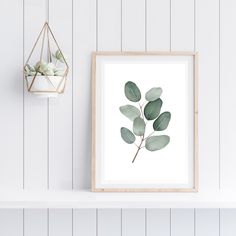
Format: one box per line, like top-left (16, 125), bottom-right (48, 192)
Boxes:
top-left (54, 68), bottom-right (65, 76)
top-left (28, 70), bottom-right (37, 76)
top-left (24, 64), bottom-right (37, 76)
top-left (24, 50), bottom-right (66, 77)
top-left (47, 62), bottom-right (56, 71)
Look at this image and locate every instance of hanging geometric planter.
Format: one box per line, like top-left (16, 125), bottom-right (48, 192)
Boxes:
top-left (24, 22), bottom-right (69, 98)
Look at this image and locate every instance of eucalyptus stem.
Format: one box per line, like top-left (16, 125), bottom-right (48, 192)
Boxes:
top-left (132, 103), bottom-right (146, 163)
top-left (144, 131), bottom-right (155, 140)
top-left (139, 103), bottom-right (145, 121)
top-left (132, 137), bottom-right (144, 163)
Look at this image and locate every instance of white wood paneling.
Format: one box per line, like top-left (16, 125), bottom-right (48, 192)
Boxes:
top-left (0, 0), bottom-right (23, 189)
top-left (122, 0), bottom-right (145, 51)
top-left (195, 209), bottom-right (220, 236)
top-left (221, 209), bottom-right (236, 236)
top-left (24, 209), bottom-right (47, 236)
top-left (220, 0), bottom-right (236, 189)
top-left (98, 0), bottom-right (121, 51)
top-left (0, 210), bottom-right (23, 236)
top-left (171, 0), bottom-right (194, 51)
top-left (73, 209), bottom-right (96, 236)
top-left (122, 209), bottom-right (145, 236)
top-left (48, 0), bottom-right (73, 190)
top-left (98, 209), bottom-right (121, 236)
top-left (72, 0), bottom-right (96, 190)
top-left (171, 209), bottom-right (194, 236)
top-left (147, 209), bottom-right (170, 236)
top-left (24, 0), bottom-right (48, 190)
top-left (196, 0), bottom-right (220, 190)
top-left (73, 209), bottom-right (97, 236)
top-left (49, 209), bottom-right (72, 236)
top-left (147, 0), bottom-right (170, 51)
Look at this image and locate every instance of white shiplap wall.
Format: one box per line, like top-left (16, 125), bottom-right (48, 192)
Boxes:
top-left (0, 0), bottom-right (236, 235)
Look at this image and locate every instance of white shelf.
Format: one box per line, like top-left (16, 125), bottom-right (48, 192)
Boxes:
top-left (0, 190), bottom-right (235, 208)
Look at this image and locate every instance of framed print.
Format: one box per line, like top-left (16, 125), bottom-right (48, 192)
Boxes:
top-left (92, 52), bottom-right (198, 192)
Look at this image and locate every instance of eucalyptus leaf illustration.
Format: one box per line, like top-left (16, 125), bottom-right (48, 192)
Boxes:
top-left (120, 127), bottom-right (136, 144)
top-left (153, 112), bottom-right (171, 131)
top-left (145, 135), bottom-right (170, 151)
top-left (133, 117), bottom-right (145, 136)
top-left (144, 98), bottom-right (162, 120)
top-left (120, 81), bottom-right (171, 162)
top-left (125, 81), bottom-right (141, 102)
top-left (145, 87), bottom-right (162, 101)
top-left (119, 105), bottom-right (141, 121)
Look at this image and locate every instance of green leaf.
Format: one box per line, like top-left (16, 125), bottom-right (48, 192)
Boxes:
top-left (53, 50), bottom-right (65, 63)
top-left (145, 87), bottom-right (162, 101)
top-left (133, 117), bottom-right (145, 136)
top-left (153, 112), bottom-right (171, 131)
top-left (120, 127), bottom-right (136, 144)
top-left (25, 64), bottom-right (35, 72)
top-left (119, 105), bottom-right (141, 121)
top-left (24, 64), bottom-right (31, 76)
top-left (144, 98), bottom-right (162, 120)
top-left (125, 81), bottom-right (141, 102)
top-left (145, 135), bottom-right (170, 151)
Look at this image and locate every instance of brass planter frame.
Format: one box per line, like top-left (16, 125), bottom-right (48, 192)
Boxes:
top-left (24, 22), bottom-right (69, 95)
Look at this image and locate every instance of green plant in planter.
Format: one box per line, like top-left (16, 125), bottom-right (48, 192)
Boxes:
top-left (53, 50), bottom-right (65, 64)
top-left (24, 49), bottom-right (66, 77)
top-left (119, 81), bottom-right (171, 163)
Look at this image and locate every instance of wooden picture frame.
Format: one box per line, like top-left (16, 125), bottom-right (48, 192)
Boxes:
top-left (92, 52), bottom-right (198, 192)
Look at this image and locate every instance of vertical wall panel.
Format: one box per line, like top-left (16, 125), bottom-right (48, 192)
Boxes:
top-left (49, 209), bottom-right (72, 236)
top-left (49, 0), bottom-right (73, 189)
top-left (0, 210), bottom-right (23, 236)
top-left (73, 0), bottom-right (121, 190)
top-left (147, 0), bottom-right (170, 51)
top-left (98, 0), bottom-right (121, 51)
top-left (0, 0), bottom-right (23, 189)
top-left (122, 209), bottom-right (145, 236)
top-left (122, 0), bottom-right (145, 51)
top-left (98, 209), bottom-right (121, 236)
top-left (171, 209), bottom-right (194, 236)
top-left (73, 0), bottom-right (96, 189)
top-left (171, 0), bottom-right (194, 50)
top-left (196, 0), bottom-right (220, 190)
top-left (220, 0), bottom-right (236, 189)
top-left (195, 209), bottom-right (219, 236)
top-left (24, 209), bottom-right (47, 236)
top-left (73, 209), bottom-right (96, 236)
top-left (147, 209), bottom-right (170, 236)
top-left (24, 0), bottom-right (48, 190)
top-left (221, 209), bottom-right (236, 236)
